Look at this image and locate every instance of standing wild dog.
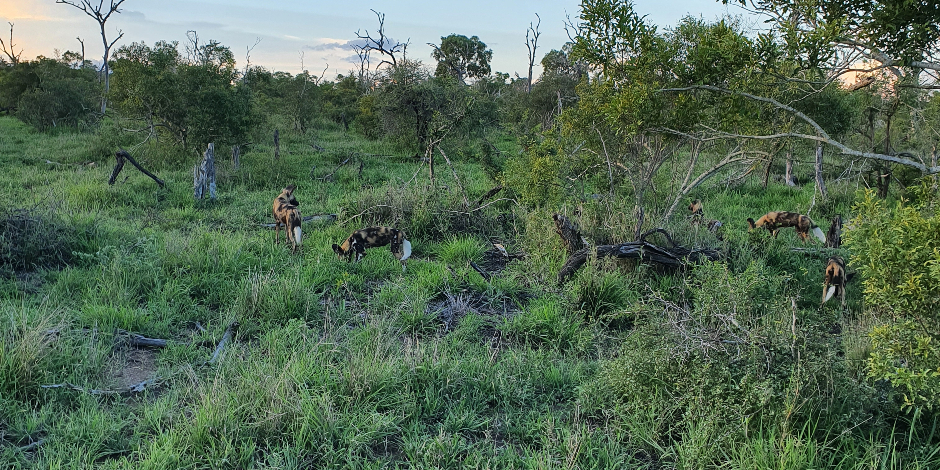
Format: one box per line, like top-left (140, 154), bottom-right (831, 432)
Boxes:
top-left (332, 226), bottom-right (412, 271)
top-left (688, 199), bottom-right (724, 239)
top-left (747, 211), bottom-right (826, 243)
top-left (822, 256), bottom-right (847, 306)
top-left (273, 185), bottom-right (302, 253)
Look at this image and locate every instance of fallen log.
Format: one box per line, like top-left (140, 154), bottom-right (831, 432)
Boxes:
top-left (115, 329), bottom-right (169, 348)
top-left (109, 149), bottom-right (166, 189)
top-left (259, 213), bottom-right (337, 228)
top-left (557, 228), bottom-right (721, 284)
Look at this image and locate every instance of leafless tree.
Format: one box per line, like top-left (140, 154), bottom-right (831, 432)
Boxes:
top-left (525, 13), bottom-right (541, 93)
top-left (354, 9), bottom-right (408, 69)
top-left (76, 37), bottom-right (86, 64)
top-left (352, 40), bottom-right (372, 89)
top-left (56, 0), bottom-right (127, 114)
top-left (0, 22), bottom-right (23, 65)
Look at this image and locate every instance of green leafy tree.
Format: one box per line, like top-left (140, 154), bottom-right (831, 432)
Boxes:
top-left (429, 34), bottom-right (492, 84)
top-left (109, 39), bottom-right (251, 150)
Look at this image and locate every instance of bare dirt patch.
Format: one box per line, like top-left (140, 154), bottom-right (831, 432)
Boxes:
top-left (107, 347), bottom-right (159, 390)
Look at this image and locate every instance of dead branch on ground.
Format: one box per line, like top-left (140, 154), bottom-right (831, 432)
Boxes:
top-left (557, 228), bottom-right (720, 285)
top-left (260, 213), bottom-right (337, 228)
top-left (207, 322), bottom-right (238, 365)
top-left (109, 149), bottom-right (166, 188)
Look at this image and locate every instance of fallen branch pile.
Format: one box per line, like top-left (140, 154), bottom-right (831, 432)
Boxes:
top-left (557, 227), bottom-right (721, 284)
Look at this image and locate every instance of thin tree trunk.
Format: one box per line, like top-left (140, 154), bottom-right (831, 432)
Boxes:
top-left (274, 130), bottom-right (280, 160)
top-left (100, 24), bottom-right (109, 114)
top-left (784, 152), bottom-right (795, 186)
top-left (762, 153), bottom-right (774, 188)
top-left (815, 141), bottom-right (828, 198)
top-left (232, 145), bottom-right (240, 170)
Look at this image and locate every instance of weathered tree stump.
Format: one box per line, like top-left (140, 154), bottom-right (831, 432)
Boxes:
top-left (552, 213), bottom-right (587, 254)
top-left (825, 215), bottom-right (842, 248)
top-left (232, 144), bottom-right (240, 170)
top-left (194, 143), bottom-right (217, 200)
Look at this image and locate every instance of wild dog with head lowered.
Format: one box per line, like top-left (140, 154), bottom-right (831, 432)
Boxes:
top-left (822, 256), bottom-right (847, 306)
top-left (273, 185), bottom-right (302, 253)
top-left (689, 199), bottom-right (723, 239)
top-left (747, 211), bottom-right (825, 243)
top-left (333, 226), bottom-right (412, 271)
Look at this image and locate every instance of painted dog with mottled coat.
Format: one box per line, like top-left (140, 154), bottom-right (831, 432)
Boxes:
top-left (273, 185), bottom-right (302, 253)
top-left (822, 256), bottom-right (847, 306)
top-left (747, 211), bottom-right (826, 243)
top-left (333, 226), bottom-right (412, 271)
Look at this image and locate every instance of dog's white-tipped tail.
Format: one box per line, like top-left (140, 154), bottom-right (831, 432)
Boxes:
top-left (824, 285), bottom-right (836, 302)
top-left (401, 239), bottom-right (412, 261)
top-left (813, 227), bottom-right (826, 243)
top-left (293, 226), bottom-right (302, 246)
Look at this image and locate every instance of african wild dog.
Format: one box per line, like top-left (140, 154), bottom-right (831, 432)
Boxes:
top-left (747, 211), bottom-right (826, 243)
top-left (688, 199), bottom-right (723, 239)
top-left (273, 185), bottom-right (302, 253)
top-left (822, 256), bottom-right (846, 306)
top-left (332, 226), bottom-right (412, 271)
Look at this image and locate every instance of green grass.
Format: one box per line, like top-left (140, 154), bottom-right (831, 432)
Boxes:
top-left (1, 116), bottom-right (937, 469)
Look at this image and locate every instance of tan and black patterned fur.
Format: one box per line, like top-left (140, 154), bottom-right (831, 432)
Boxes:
top-left (747, 211), bottom-right (825, 243)
top-left (273, 185), bottom-right (302, 253)
top-left (333, 226), bottom-right (412, 270)
top-left (689, 199), bottom-right (723, 240)
top-left (822, 256), bottom-right (847, 306)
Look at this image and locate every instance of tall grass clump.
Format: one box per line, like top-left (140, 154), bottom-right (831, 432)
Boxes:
top-left (0, 301), bottom-right (66, 402)
top-left (580, 260), bottom-right (839, 467)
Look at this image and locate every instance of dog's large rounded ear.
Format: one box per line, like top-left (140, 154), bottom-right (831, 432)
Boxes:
top-left (332, 244), bottom-right (342, 254)
top-left (746, 217), bottom-right (756, 228)
top-left (285, 184), bottom-right (296, 192)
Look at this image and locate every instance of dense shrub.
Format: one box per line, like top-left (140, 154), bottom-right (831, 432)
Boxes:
top-left (0, 56), bottom-right (99, 130)
top-left (844, 185), bottom-right (940, 411)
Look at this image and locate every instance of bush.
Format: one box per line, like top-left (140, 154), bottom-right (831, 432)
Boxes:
top-left (844, 185), bottom-right (940, 411)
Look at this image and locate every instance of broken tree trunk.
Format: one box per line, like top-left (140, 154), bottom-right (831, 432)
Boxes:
top-left (232, 144), bottom-right (240, 170)
top-left (785, 155), bottom-right (796, 186)
top-left (552, 213), bottom-right (587, 254)
top-left (194, 143), bottom-right (217, 201)
top-left (557, 228), bottom-right (721, 285)
top-left (825, 215), bottom-right (842, 249)
top-left (109, 149), bottom-right (166, 189)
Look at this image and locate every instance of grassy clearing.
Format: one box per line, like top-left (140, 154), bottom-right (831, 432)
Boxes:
top-left (1, 116), bottom-right (937, 469)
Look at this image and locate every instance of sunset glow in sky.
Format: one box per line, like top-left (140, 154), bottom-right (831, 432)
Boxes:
top-left (2, 0), bottom-right (739, 78)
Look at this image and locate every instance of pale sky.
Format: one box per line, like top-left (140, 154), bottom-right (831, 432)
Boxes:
top-left (1, 0), bottom-right (741, 79)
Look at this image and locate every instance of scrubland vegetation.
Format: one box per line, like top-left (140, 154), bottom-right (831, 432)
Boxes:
top-left (2, 0), bottom-right (939, 468)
